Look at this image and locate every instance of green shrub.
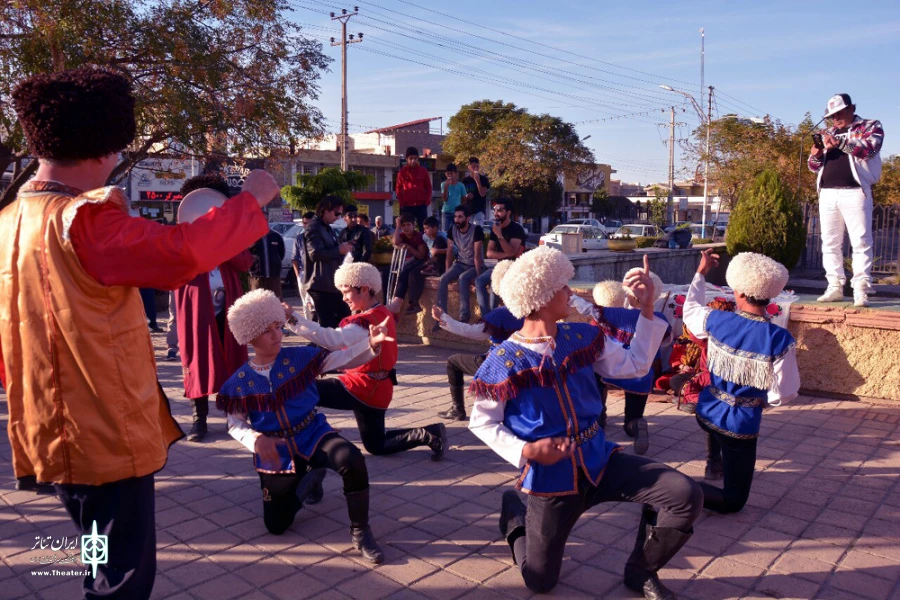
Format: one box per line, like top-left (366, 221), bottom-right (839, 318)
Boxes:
top-left (694, 238), bottom-right (714, 245)
top-left (726, 169), bottom-right (805, 268)
top-left (635, 236), bottom-right (659, 248)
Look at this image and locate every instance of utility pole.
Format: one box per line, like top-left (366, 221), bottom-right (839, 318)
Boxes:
top-left (700, 28), bottom-right (705, 119)
top-left (331, 7), bottom-right (363, 172)
top-left (667, 106), bottom-right (676, 224)
top-left (702, 86), bottom-right (713, 237)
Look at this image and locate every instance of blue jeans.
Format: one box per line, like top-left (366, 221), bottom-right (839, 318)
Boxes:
top-left (438, 261), bottom-right (477, 319)
top-left (475, 267), bottom-right (495, 316)
top-left (442, 212), bottom-right (454, 232)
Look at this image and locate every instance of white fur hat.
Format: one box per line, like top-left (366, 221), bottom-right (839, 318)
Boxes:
top-left (499, 247), bottom-right (574, 318)
top-left (622, 267), bottom-right (664, 302)
top-left (593, 280), bottom-right (627, 308)
top-left (334, 262), bottom-right (382, 295)
top-left (726, 252), bottom-right (788, 300)
top-left (227, 289), bottom-right (286, 346)
top-left (490, 259), bottom-right (514, 298)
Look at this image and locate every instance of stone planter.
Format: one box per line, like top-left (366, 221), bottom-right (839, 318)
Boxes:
top-left (371, 252), bottom-right (392, 266)
top-left (608, 238), bottom-right (637, 252)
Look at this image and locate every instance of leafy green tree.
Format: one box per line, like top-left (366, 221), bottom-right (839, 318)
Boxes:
top-left (443, 99), bottom-right (594, 217)
top-left (0, 0), bottom-right (330, 203)
top-left (590, 188), bottom-right (610, 217)
top-left (648, 189), bottom-right (668, 230)
top-left (872, 154), bottom-right (900, 206)
top-left (726, 169), bottom-right (805, 268)
top-left (281, 168), bottom-right (373, 211)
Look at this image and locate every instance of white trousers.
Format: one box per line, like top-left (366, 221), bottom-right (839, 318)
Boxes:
top-left (818, 187), bottom-right (873, 290)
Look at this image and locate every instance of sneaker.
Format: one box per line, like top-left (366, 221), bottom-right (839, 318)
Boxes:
top-left (632, 418), bottom-right (650, 455)
top-left (817, 286), bottom-right (844, 302)
top-left (148, 325), bottom-right (163, 333)
top-left (166, 348), bottom-right (177, 361)
top-left (853, 289), bottom-right (870, 307)
top-left (406, 302), bottom-right (422, 315)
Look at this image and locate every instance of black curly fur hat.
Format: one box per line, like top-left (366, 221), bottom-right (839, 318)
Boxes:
top-left (12, 66), bottom-right (136, 161)
top-left (180, 173), bottom-right (231, 198)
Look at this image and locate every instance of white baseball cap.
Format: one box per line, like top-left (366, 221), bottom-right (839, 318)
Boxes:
top-left (824, 93), bottom-right (853, 118)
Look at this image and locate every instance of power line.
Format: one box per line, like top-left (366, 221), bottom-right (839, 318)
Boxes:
top-left (715, 88), bottom-right (768, 116)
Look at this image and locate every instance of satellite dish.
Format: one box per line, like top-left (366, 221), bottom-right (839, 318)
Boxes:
top-left (177, 188), bottom-right (227, 224)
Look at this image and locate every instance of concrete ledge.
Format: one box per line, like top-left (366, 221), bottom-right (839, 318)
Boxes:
top-left (399, 277), bottom-right (900, 403)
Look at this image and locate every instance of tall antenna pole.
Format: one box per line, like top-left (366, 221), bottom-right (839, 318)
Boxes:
top-left (331, 7), bottom-right (363, 172)
top-left (699, 28), bottom-right (705, 118)
top-left (702, 86), bottom-right (713, 237)
top-left (668, 106), bottom-right (676, 224)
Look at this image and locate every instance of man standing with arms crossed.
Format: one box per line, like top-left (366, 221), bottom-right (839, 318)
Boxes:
top-left (395, 147), bottom-right (432, 230)
top-left (809, 93), bottom-right (884, 307)
top-left (462, 156), bottom-right (490, 226)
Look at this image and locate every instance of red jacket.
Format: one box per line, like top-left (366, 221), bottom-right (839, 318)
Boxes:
top-left (175, 250), bottom-right (253, 399)
top-left (396, 164), bottom-right (433, 207)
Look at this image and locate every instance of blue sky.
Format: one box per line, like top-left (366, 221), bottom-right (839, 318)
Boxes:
top-left (289, 0), bottom-right (900, 185)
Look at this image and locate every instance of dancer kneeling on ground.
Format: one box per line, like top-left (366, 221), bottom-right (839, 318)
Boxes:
top-left (217, 289), bottom-right (389, 563)
top-left (470, 248), bottom-right (702, 599)
top-left (573, 272), bottom-right (672, 455)
top-left (283, 262), bottom-right (447, 460)
top-left (431, 260), bottom-right (523, 421)
top-left (683, 249), bottom-right (800, 514)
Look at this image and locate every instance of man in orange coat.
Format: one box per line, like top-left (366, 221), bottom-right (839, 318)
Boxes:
top-left (175, 174), bottom-right (254, 442)
top-left (0, 67), bottom-right (279, 599)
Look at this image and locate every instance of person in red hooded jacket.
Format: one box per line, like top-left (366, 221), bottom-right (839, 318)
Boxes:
top-left (395, 146), bottom-right (432, 230)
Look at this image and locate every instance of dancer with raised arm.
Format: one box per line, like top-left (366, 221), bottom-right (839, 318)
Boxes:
top-left (683, 249), bottom-right (800, 514)
top-left (284, 262), bottom-right (448, 460)
top-left (470, 248), bottom-right (701, 599)
top-left (218, 289), bottom-right (389, 563)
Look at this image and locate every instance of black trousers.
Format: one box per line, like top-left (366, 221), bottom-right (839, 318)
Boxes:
top-left (316, 378), bottom-right (431, 455)
top-left (624, 391), bottom-right (649, 423)
top-left (515, 452), bottom-right (702, 594)
top-left (697, 419), bottom-right (758, 513)
top-left (258, 433), bottom-right (368, 535)
top-left (308, 290), bottom-right (351, 329)
top-left (394, 258), bottom-right (427, 301)
top-left (55, 474), bottom-right (157, 599)
top-left (446, 353), bottom-right (487, 387)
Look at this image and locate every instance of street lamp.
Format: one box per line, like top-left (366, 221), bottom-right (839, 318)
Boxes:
top-left (661, 84), bottom-right (713, 237)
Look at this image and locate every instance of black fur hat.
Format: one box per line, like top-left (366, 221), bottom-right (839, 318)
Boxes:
top-left (11, 66), bottom-right (136, 161)
top-left (180, 173), bottom-right (231, 198)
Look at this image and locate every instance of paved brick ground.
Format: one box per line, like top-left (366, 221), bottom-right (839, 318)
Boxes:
top-left (2, 334), bottom-right (900, 599)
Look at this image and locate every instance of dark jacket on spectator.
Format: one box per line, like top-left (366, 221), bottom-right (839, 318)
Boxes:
top-left (302, 216), bottom-right (342, 293)
top-left (249, 230), bottom-right (286, 278)
top-left (340, 224), bottom-right (374, 263)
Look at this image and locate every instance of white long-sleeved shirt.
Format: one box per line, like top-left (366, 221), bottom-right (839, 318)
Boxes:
top-left (286, 311), bottom-right (368, 349)
top-left (438, 313), bottom-right (490, 341)
top-left (226, 336), bottom-right (378, 452)
top-left (682, 272), bottom-right (800, 407)
top-left (469, 314), bottom-right (669, 468)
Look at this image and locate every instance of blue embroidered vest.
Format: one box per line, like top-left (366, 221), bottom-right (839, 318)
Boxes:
top-left (471, 322), bottom-right (619, 496)
top-left (479, 306), bottom-right (525, 345)
top-left (217, 346), bottom-right (335, 473)
top-left (697, 311), bottom-right (795, 438)
top-left (600, 308), bottom-right (670, 394)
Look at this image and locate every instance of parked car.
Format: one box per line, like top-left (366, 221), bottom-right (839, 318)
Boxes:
top-left (663, 221), bottom-right (692, 234)
top-left (539, 225), bottom-right (609, 252)
top-left (281, 224), bottom-right (304, 282)
top-left (269, 222), bottom-right (296, 235)
top-left (565, 218), bottom-right (603, 229)
top-left (689, 224), bottom-right (718, 240)
top-left (603, 219), bottom-right (624, 235)
top-left (611, 224), bottom-right (661, 239)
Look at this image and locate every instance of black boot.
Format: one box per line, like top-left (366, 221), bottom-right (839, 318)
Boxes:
top-left (499, 490), bottom-right (527, 564)
top-left (704, 433), bottom-right (723, 481)
top-left (624, 506), bottom-right (692, 600)
top-left (345, 489), bottom-right (384, 564)
top-left (186, 397), bottom-right (209, 442)
top-left (437, 386), bottom-right (467, 421)
top-left (297, 469), bottom-right (326, 506)
top-left (424, 423), bottom-right (447, 461)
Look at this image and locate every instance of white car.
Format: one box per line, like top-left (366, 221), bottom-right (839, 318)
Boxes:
top-left (603, 220), bottom-right (624, 235)
top-left (565, 218), bottom-right (603, 229)
top-left (539, 225), bottom-right (609, 252)
top-left (281, 221), bottom-right (349, 281)
top-left (611, 224), bottom-right (661, 239)
top-left (269, 222), bottom-right (296, 235)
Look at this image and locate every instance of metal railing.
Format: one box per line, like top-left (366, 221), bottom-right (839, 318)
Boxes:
top-left (801, 202), bottom-right (900, 274)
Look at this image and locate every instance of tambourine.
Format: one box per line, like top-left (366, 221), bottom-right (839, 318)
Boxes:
top-left (177, 188), bottom-right (228, 224)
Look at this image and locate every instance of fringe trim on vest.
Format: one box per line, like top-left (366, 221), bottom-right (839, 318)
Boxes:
top-left (215, 351), bottom-right (329, 413)
top-left (707, 337), bottom-right (775, 390)
top-left (469, 330), bottom-right (605, 402)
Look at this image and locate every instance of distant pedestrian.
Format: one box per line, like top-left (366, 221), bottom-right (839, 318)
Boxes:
top-left (302, 195), bottom-right (352, 327)
top-left (140, 288), bottom-right (162, 332)
top-left (372, 215), bottom-right (391, 238)
top-left (249, 229), bottom-right (286, 299)
top-left (340, 205), bottom-right (374, 263)
top-left (291, 211), bottom-right (315, 318)
top-left (396, 147), bottom-right (432, 230)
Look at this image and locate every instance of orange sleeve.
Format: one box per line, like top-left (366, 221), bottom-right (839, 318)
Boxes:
top-left (70, 192), bottom-right (269, 290)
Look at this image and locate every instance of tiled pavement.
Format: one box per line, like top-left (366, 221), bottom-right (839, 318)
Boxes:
top-left (2, 334), bottom-right (900, 600)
